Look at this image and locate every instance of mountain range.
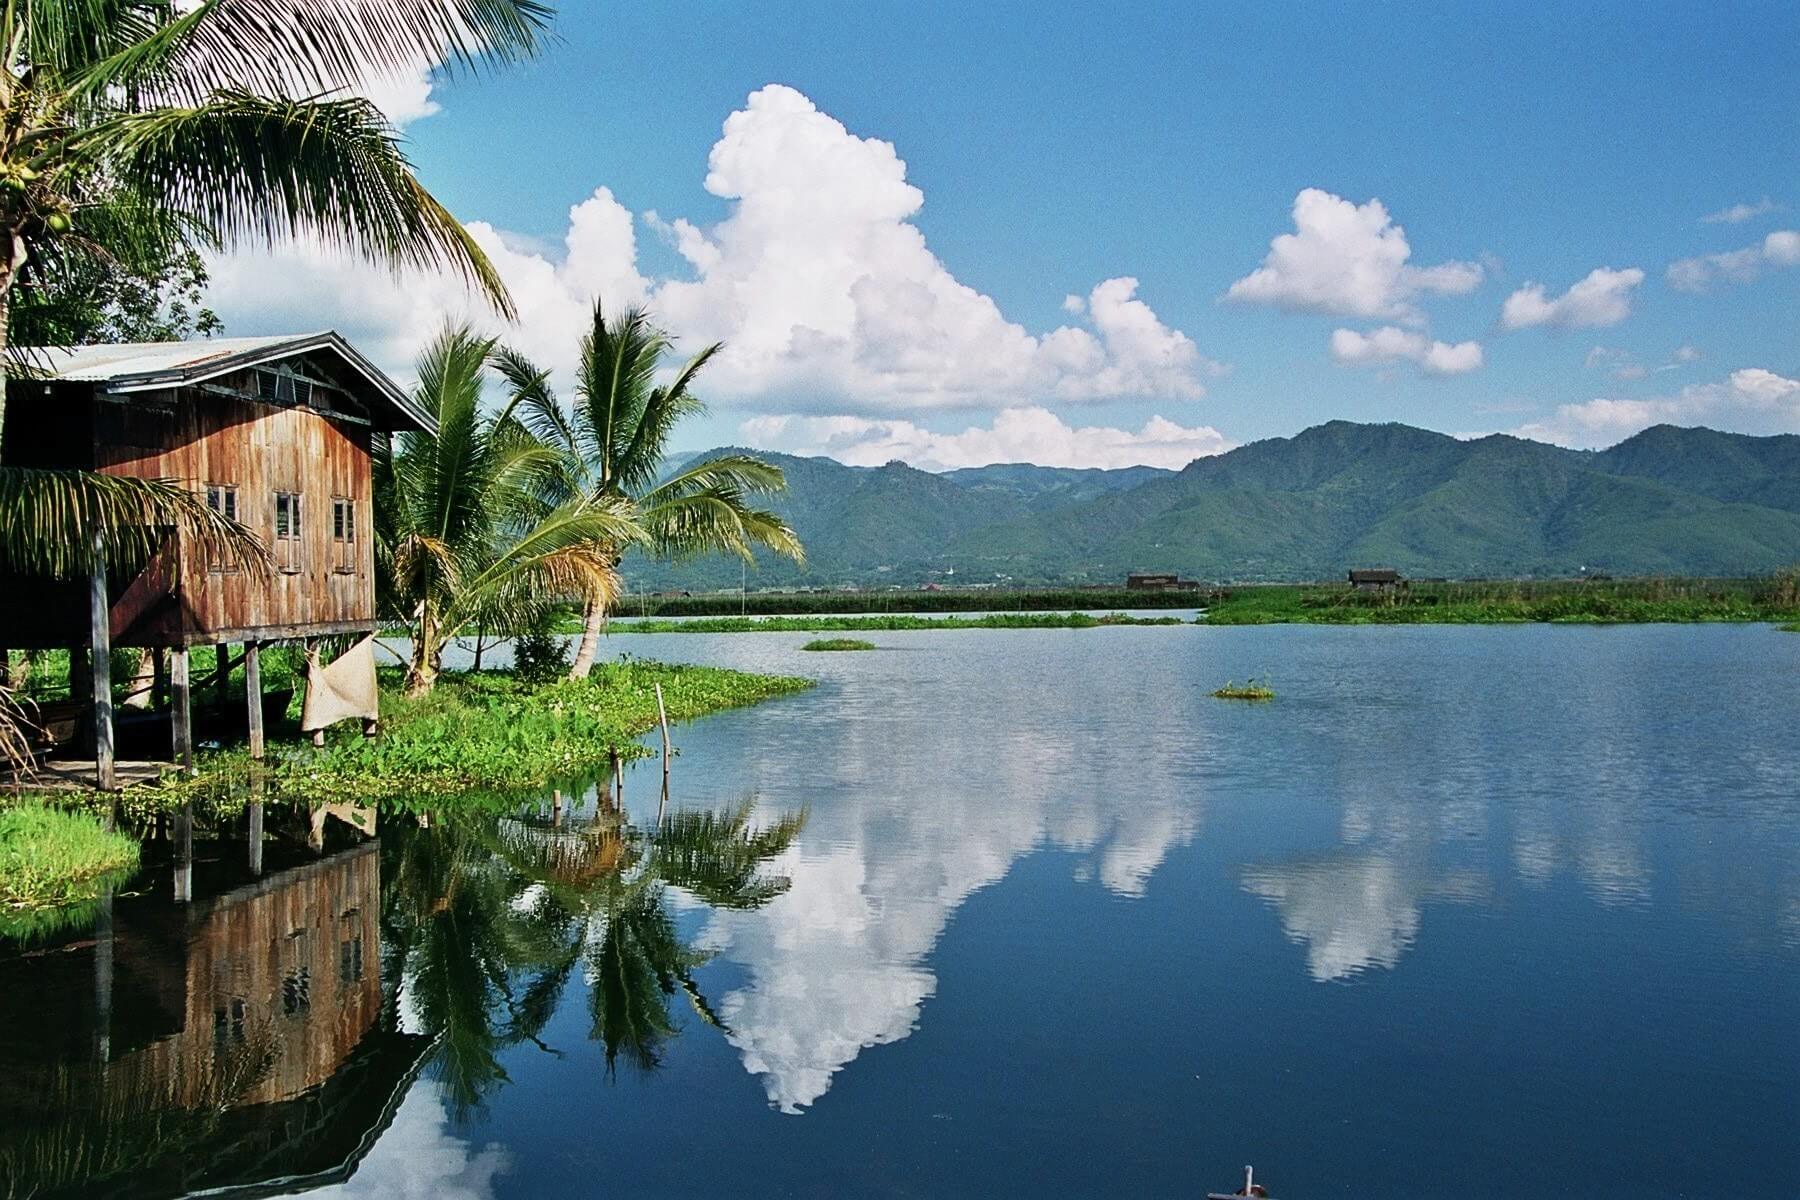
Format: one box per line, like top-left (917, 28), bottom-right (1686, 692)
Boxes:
top-left (624, 422), bottom-right (1800, 588)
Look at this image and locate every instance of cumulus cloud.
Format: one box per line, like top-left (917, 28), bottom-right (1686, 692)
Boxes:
top-left (1500, 267), bottom-right (1644, 330)
top-left (1329, 326), bottom-right (1483, 376)
top-left (1511, 367), bottom-right (1800, 447)
top-left (1666, 230), bottom-right (1800, 292)
top-left (1224, 188), bottom-right (1484, 322)
top-left (739, 405), bottom-right (1234, 470)
top-left (1699, 197), bottom-right (1778, 224)
top-left (210, 86), bottom-right (1220, 415)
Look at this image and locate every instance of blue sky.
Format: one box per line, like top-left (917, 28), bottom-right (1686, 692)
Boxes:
top-left (212, 1), bottom-right (1800, 468)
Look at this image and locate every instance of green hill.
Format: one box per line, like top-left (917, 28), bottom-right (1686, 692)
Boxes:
top-left (621, 423), bottom-right (1800, 589)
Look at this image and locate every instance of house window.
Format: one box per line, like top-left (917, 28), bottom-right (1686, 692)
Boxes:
top-left (205, 484), bottom-right (239, 572)
top-left (274, 491), bottom-right (303, 573)
top-left (331, 498), bottom-right (357, 574)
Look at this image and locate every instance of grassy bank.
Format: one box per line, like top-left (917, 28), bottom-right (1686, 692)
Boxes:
top-left (136, 659), bottom-right (811, 808)
top-left (1204, 577), bottom-right (1800, 625)
top-left (602, 612), bottom-right (1188, 634)
top-left (0, 805), bottom-right (138, 911)
top-left (603, 586), bottom-right (1209, 618)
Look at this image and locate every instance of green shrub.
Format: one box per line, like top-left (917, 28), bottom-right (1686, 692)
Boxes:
top-left (802, 638), bottom-right (876, 651)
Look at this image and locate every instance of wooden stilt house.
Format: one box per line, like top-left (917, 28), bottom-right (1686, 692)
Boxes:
top-left (1, 333), bottom-right (431, 788)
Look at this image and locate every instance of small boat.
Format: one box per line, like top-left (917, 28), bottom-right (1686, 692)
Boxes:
top-left (1206, 1163), bottom-right (1274, 1199)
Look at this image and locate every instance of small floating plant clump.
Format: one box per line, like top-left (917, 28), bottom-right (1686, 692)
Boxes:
top-left (802, 638), bottom-right (878, 652)
top-left (1211, 678), bottom-right (1276, 701)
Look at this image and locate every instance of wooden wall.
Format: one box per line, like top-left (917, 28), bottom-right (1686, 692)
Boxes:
top-left (1, 356), bottom-right (381, 646)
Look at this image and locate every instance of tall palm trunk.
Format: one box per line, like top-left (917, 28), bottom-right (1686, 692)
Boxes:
top-left (568, 593), bottom-right (605, 679)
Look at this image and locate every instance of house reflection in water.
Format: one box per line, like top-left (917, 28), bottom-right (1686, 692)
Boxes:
top-left (0, 833), bottom-right (431, 1199)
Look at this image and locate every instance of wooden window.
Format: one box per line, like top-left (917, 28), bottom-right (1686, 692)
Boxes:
top-left (331, 498), bottom-right (358, 574)
top-left (274, 490), bottom-right (303, 573)
top-left (205, 484), bottom-right (239, 572)
top-left (257, 367), bottom-right (314, 407)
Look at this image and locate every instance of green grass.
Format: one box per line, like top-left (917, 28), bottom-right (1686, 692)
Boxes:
top-left (802, 638), bottom-right (877, 651)
top-left (1203, 577), bottom-right (1800, 626)
top-left (136, 659), bottom-right (812, 809)
top-left (1211, 679), bottom-right (1276, 701)
top-left (0, 805), bottom-right (138, 912)
top-left (1781, 622), bottom-right (1799, 633)
top-left (603, 611), bottom-right (1188, 634)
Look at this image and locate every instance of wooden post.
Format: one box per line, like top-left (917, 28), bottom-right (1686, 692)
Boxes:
top-left (244, 641), bottom-right (264, 760)
top-left (89, 539), bottom-right (115, 791)
top-left (172, 802), bottom-right (193, 903)
top-left (170, 646), bottom-right (193, 772)
top-left (654, 681), bottom-right (672, 785)
top-left (246, 784), bottom-right (264, 876)
top-left (152, 646), bottom-right (167, 709)
top-left (551, 789), bottom-right (564, 827)
top-left (609, 746), bottom-right (622, 806)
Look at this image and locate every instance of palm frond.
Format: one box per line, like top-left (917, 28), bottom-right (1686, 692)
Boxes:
top-left (77, 91), bottom-right (513, 314)
top-left (0, 466), bottom-right (271, 579)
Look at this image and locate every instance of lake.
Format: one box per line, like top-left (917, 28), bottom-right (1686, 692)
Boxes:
top-left (2, 624), bottom-right (1796, 1198)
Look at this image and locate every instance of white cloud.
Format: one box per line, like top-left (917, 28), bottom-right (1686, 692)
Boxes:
top-left (1512, 367), bottom-right (1800, 447)
top-left (1328, 326), bottom-right (1483, 376)
top-left (1699, 197), bottom-right (1778, 224)
top-left (1225, 188), bottom-right (1483, 322)
top-left (205, 85), bottom-right (1219, 413)
top-left (1666, 230), bottom-right (1800, 292)
top-left (1673, 343), bottom-right (1702, 363)
top-left (740, 405), bottom-right (1234, 470)
top-left (1500, 267), bottom-right (1644, 330)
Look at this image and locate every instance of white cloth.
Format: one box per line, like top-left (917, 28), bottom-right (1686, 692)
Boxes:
top-left (300, 635), bottom-right (380, 732)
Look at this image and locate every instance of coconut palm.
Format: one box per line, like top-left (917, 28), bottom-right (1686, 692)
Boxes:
top-left (496, 301), bottom-right (803, 678)
top-left (378, 325), bottom-right (643, 695)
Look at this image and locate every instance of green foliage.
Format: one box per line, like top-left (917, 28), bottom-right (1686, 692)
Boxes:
top-left (801, 638), bottom-right (876, 651)
top-left (139, 661), bottom-right (812, 809)
top-left (512, 615), bottom-right (571, 684)
top-left (0, 803), bottom-right (138, 910)
top-left (1204, 577), bottom-right (1800, 625)
top-left (11, 240), bottom-right (221, 346)
top-left (1211, 679), bottom-right (1275, 701)
top-left (598, 612), bottom-right (1189, 633)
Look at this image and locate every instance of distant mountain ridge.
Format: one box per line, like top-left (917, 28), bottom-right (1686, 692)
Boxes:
top-left (623, 423), bottom-right (1800, 588)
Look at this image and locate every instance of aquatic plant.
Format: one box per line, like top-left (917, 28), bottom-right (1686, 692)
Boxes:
top-left (801, 638), bottom-right (877, 651)
top-left (1211, 679), bottom-right (1275, 701)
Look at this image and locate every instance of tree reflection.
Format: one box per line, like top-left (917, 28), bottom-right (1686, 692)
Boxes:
top-left (385, 792), bottom-right (804, 1107)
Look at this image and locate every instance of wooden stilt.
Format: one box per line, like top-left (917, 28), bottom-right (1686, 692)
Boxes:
top-left (172, 802), bottom-right (193, 903)
top-left (89, 540), bottom-right (115, 791)
top-left (244, 641), bottom-right (264, 760)
top-left (247, 777), bottom-right (264, 876)
top-left (170, 646), bottom-right (193, 772)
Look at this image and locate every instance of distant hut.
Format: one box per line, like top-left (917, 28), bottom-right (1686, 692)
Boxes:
top-left (1347, 568), bottom-right (1404, 593)
top-left (1126, 573), bottom-right (1202, 593)
top-left (0, 333), bottom-right (432, 787)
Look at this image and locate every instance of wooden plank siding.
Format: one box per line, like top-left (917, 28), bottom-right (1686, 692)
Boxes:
top-left (1, 352), bottom-right (385, 648)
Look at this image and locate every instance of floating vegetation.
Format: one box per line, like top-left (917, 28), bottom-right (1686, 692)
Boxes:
top-left (606, 612), bottom-right (1188, 634)
top-left (802, 638), bottom-right (877, 651)
top-left (1211, 678), bottom-right (1275, 701)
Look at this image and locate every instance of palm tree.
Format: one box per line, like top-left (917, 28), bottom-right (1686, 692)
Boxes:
top-left (497, 301), bottom-right (803, 678)
top-left (378, 325), bottom-right (642, 695)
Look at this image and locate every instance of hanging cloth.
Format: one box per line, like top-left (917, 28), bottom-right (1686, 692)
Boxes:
top-left (300, 635), bottom-right (380, 733)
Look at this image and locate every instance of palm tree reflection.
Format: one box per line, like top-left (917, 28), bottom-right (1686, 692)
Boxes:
top-left (387, 792), bottom-right (804, 1109)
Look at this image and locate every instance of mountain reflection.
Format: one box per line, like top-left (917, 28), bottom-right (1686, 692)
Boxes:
top-left (0, 791), bottom-right (804, 1198)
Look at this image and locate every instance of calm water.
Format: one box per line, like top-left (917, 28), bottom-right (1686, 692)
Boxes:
top-left (3, 625), bottom-right (1796, 1198)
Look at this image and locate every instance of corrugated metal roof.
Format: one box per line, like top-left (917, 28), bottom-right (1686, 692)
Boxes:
top-left (15, 332), bottom-right (433, 433)
top-left (35, 335), bottom-right (320, 381)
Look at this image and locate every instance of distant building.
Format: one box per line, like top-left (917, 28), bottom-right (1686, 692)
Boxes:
top-left (1126, 573), bottom-right (1202, 592)
top-left (1348, 568), bottom-right (1404, 592)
